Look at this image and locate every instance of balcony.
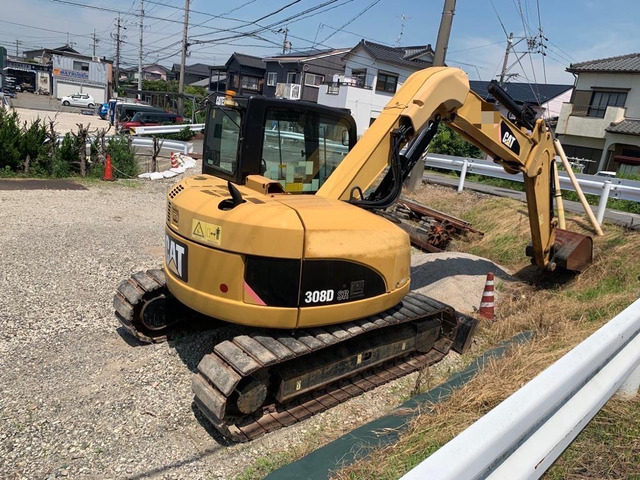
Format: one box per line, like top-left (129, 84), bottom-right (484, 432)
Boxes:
top-left (556, 103), bottom-right (626, 139)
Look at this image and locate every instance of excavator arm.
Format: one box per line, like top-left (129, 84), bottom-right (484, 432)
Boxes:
top-left (318, 67), bottom-right (592, 271)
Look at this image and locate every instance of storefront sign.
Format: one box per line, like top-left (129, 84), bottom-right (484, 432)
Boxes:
top-left (53, 68), bottom-right (89, 80)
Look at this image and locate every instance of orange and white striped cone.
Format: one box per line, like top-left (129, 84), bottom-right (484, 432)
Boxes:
top-left (478, 272), bottom-right (495, 320)
top-left (170, 152), bottom-right (178, 168)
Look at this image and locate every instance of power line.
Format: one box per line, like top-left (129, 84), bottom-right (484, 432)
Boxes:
top-left (318, 0), bottom-right (381, 45)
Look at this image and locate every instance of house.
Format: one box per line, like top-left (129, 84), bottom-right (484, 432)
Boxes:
top-left (317, 40), bottom-right (434, 135)
top-left (469, 81), bottom-right (573, 120)
top-left (171, 63), bottom-right (212, 85)
top-left (556, 53), bottom-right (640, 174)
top-left (262, 48), bottom-right (350, 102)
top-left (22, 45), bottom-right (111, 101)
top-left (142, 64), bottom-right (171, 81)
top-left (223, 53), bottom-right (265, 95)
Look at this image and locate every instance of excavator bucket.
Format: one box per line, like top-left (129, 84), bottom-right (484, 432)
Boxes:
top-left (552, 229), bottom-right (593, 272)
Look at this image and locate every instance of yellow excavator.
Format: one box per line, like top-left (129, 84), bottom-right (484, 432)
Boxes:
top-left (114, 67), bottom-right (592, 441)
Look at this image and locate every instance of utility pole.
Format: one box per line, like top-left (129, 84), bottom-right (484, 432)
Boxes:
top-left (178, 0), bottom-right (190, 116)
top-left (432, 0), bottom-right (456, 66)
top-left (406, 0), bottom-right (456, 191)
top-left (138, 0), bottom-right (144, 100)
top-left (92, 29), bottom-right (99, 59)
top-left (15, 39), bottom-right (22, 57)
top-left (499, 32), bottom-right (514, 85)
top-left (112, 15), bottom-right (123, 93)
top-left (282, 27), bottom-right (290, 54)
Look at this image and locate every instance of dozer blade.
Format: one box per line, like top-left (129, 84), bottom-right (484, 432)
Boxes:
top-left (552, 228), bottom-right (593, 272)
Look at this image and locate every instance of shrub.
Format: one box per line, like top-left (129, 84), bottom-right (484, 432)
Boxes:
top-left (106, 135), bottom-right (138, 178)
top-left (0, 109), bottom-right (22, 171)
top-left (53, 133), bottom-right (81, 178)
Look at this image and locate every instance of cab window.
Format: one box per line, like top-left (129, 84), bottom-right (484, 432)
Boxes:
top-left (204, 107), bottom-right (240, 175)
top-left (261, 108), bottom-right (350, 193)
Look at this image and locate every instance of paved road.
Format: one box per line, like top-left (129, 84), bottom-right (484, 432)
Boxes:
top-left (9, 91), bottom-right (97, 114)
top-left (424, 171), bottom-right (640, 230)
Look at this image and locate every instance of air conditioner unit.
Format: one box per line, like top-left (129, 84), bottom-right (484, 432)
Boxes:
top-left (275, 82), bottom-right (301, 100)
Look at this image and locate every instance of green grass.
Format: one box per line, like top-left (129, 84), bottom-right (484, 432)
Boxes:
top-left (234, 452), bottom-right (296, 480)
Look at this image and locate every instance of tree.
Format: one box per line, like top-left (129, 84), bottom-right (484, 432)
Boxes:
top-left (430, 123), bottom-right (483, 159)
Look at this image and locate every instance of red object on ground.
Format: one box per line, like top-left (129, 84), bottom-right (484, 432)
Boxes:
top-left (103, 154), bottom-right (115, 181)
top-left (478, 272), bottom-right (495, 320)
top-left (170, 152), bottom-right (179, 168)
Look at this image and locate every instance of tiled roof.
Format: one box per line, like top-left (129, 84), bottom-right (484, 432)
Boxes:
top-left (172, 63), bottom-right (212, 76)
top-left (567, 53), bottom-right (640, 73)
top-left (229, 53), bottom-right (265, 70)
top-left (348, 40), bottom-right (433, 69)
top-left (606, 119), bottom-right (640, 136)
top-left (264, 48), bottom-right (350, 63)
top-left (469, 81), bottom-right (572, 106)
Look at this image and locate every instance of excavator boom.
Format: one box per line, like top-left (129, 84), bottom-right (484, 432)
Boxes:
top-left (318, 67), bottom-right (592, 271)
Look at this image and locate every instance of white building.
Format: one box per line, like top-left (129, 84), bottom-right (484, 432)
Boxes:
top-left (556, 53), bottom-right (640, 175)
top-left (52, 54), bottom-right (108, 102)
top-left (317, 40), bottom-right (434, 135)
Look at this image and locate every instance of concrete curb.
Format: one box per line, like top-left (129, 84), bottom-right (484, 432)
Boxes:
top-left (265, 331), bottom-right (534, 480)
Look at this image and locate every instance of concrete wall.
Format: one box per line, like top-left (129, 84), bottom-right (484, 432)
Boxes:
top-left (556, 103), bottom-right (626, 138)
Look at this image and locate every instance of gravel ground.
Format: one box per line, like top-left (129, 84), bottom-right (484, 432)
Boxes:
top-left (0, 177), bottom-right (502, 479)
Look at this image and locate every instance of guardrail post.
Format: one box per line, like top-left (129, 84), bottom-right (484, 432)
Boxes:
top-left (596, 180), bottom-right (612, 225)
top-left (457, 159), bottom-right (468, 193)
top-left (618, 362), bottom-right (640, 398)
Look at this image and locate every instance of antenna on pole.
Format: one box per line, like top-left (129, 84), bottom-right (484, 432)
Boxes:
top-left (395, 14), bottom-right (409, 46)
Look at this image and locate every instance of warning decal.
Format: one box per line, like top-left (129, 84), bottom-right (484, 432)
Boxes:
top-left (192, 219), bottom-right (222, 246)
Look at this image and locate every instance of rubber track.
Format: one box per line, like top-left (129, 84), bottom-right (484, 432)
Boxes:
top-left (193, 292), bottom-right (458, 442)
top-left (113, 269), bottom-right (168, 343)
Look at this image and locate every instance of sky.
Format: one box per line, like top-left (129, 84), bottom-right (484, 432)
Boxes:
top-left (1, 0), bottom-right (639, 86)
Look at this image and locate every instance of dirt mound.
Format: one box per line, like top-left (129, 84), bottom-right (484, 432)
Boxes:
top-left (410, 251), bottom-right (514, 314)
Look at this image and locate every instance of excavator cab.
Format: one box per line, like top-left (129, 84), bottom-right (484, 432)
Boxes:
top-left (202, 91), bottom-right (357, 193)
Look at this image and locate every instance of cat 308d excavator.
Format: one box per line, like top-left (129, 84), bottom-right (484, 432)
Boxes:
top-left (114, 67), bottom-right (593, 441)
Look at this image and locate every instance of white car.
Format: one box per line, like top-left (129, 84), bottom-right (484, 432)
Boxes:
top-left (61, 93), bottom-right (95, 108)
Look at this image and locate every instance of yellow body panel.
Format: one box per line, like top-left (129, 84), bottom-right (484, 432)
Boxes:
top-left (165, 175), bottom-right (411, 329)
top-left (165, 227), bottom-right (300, 329)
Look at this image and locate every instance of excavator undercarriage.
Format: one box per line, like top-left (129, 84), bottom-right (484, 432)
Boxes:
top-left (115, 269), bottom-right (477, 441)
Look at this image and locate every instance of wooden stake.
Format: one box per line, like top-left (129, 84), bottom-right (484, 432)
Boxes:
top-left (552, 159), bottom-right (565, 229)
top-left (554, 139), bottom-right (603, 236)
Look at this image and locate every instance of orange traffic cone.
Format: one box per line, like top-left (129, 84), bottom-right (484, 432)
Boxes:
top-left (478, 272), bottom-right (495, 320)
top-left (103, 154), bottom-right (115, 181)
top-left (170, 152), bottom-right (178, 168)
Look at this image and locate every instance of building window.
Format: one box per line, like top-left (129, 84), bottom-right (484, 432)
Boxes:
top-left (376, 72), bottom-right (398, 93)
top-left (73, 61), bottom-right (89, 72)
top-left (241, 75), bottom-right (260, 91)
top-left (352, 69), bottom-right (367, 87)
top-left (304, 73), bottom-right (324, 87)
top-left (267, 72), bottom-right (277, 86)
top-left (286, 71), bottom-right (297, 84)
top-left (587, 91), bottom-right (627, 118)
top-left (327, 84), bottom-right (340, 95)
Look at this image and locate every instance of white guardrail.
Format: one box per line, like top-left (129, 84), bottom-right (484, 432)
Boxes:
top-left (131, 123), bottom-right (205, 135)
top-left (401, 298), bottom-right (640, 480)
top-left (425, 153), bottom-right (640, 224)
top-left (130, 137), bottom-right (193, 155)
